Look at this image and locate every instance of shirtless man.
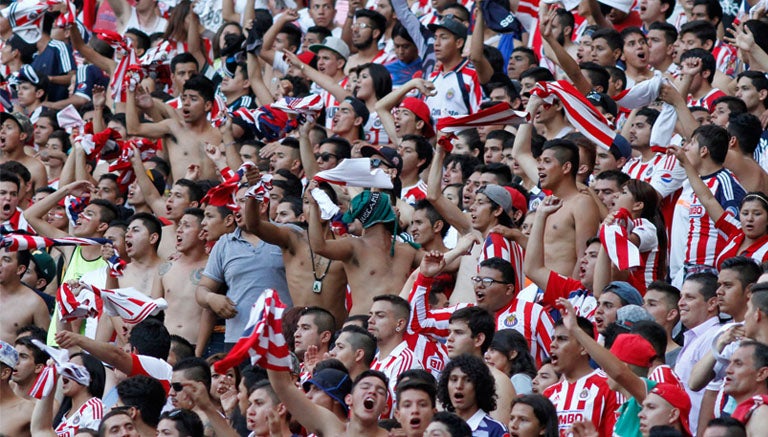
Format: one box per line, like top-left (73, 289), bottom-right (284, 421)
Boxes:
top-left (0, 249), bottom-right (50, 343)
top-left (306, 186), bottom-right (421, 316)
top-left (126, 75), bottom-right (222, 182)
top-left (530, 112), bottom-right (600, 279)
top-left (0, 112), bottom-right (47, 191)
top-left (244, 179), bottom-right (348, 327)
top-left (106, 213), bottom-right (164, 298)
top-left (160, 208), bottom-right (208, 347)
top-left (0, 341), bottom-right (33, 437)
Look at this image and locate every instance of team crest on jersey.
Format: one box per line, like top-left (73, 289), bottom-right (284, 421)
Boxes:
top-left (579, 388), bottom-right (590, 399)
top-left (503, 313), bottom-right (518, 328)
top-left (644, 166), bottom-right (653, 177)
top-left (72, 415), bottom-right (80, 426)
top-left (373, 118), bottom-right (382, 128)
top-left (446, 88), bottom-right (455, 100)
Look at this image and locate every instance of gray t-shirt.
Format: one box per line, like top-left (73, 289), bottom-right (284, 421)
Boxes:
top-left (204, 228), bottom-right (292, 342)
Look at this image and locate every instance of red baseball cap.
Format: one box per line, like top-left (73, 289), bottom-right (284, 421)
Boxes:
top-left (609, 333), bottom-right (656, 368)
top-left (650, 383), bottom-right (692, 437)
top-left (503, 186), bottom-right (528, 216)
top-left (399, 97), bottom-right (434, 138)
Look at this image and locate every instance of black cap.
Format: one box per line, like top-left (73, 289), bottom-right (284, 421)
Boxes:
top-left (343, 96), bottom-right (370, 125)
top-left (428, 16), bottom-right (468, 38)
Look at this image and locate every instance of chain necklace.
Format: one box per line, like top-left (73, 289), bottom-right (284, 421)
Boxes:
top-left (307, 229), bottom-right (332, 293)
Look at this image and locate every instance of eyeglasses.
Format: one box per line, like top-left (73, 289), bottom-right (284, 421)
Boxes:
top-left (315, 152), bottom-right (338, 162)
top-left (470, 276), bottom-right (509, 287)
top-left (371, 158), bottom-right (393, 169)
top-left (352, 22), bottom-right (373, 30)
top-left (171, 382), bottom-right (184, 392)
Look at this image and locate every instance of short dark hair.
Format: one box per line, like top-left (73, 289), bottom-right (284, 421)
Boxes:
top-left (554, 315), bottom-right (595, 340)
top-left (646, 281), bottom-right (681, 310)
top-left (401, 134), bottom-right (433, 173)
top-left (15, 336), bottom-right (48, 364)
top-left (413, 199), bottom-right (449, 238)
top-left (128, 318), bottom-right (171, 360)
top-left (520, 66), bottom-right (555, 83)
top-left (299, 306), bottom-right (336, 335)
top-left (280, 23), bottom-right (303, 51)
top-left (444, 154), bottom-right (481, 182)
top-left (449, 307), bottom-right (495, 353)
top-left (727, 113), bottom-right (762, 155)
top-left (127, 212), bottom-right (164, 251)
top-left (372, 294), bottom-right (411, 321)
top-left (737, 71), bottom-right (768, 109)
top-left (595, 169), bottom-right (630, 187)
top-left (705, 417), bottom-right (746, 437)
top-left (116, 375), bottom-right (167, 426)
top-left (429, 412), bottom-right (473, 436)
top-left (648, 21), bottom-right (678, 44)
top-left (592, 28), bottom-right (623, 52)
top-left (479, 257), bottom-right (516, 288)
top-left (339, 325), bottom-right (377, 366)
top-left (183, 74), bottom-right (215, 103)
top-left (629, 320), bottom-right (668, 360)
top-left (158, 409), bottom-right (204, 437)
top-left (173, 357), bottom-right (212, 392)
top-left (511, 47), bottom-right (538, 65)
top-left (90, 199), bottom-right (119, 225)
top-left (542, 139), bottom-right (580, 178)
top-left (713, 96), bottom-right (748, 116)
top-left (685, 271), bottom-right (719, 301)
top-left (720, 256), bottom-right (762, 289)
top-left (125, 28), bottom-right (150, 52)
top-left (395, 379), bottom-right (436, 408)
top-left (680, 20), bottom-right (717, 48)
top-left (511, 394), bottom-right (559, 437)
top-left (693, 123), bottom-right (729, 164)
top-left (320, 137), bottom-right (351, 160)
top-left (438, 354), bottom-right (496, 413)
top-left (171, 52), bottom-right (199, 73)
top-left (636, 107), bottom-right (660, 126)
top-left (351, 369), bottom-right (389, 391)
top-left (169, 335), bottom-right (195, 363)
top-left (174, 179), bottom-right (204, 203)
top-left (580, 62), bottom-right (610, 92)
top-left (693, 0), bottom-right (723, 22)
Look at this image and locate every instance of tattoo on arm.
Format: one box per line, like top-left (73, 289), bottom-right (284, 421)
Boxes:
top-left (191, 268), bottom-right (203, 285)
top-left (158, 262), bottom-right (172, 276)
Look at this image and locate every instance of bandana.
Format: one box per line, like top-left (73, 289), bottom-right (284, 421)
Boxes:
top-left (342, 191), bottom-right (395, 229)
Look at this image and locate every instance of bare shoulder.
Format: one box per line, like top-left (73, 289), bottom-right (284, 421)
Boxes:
top-left (158, 261), bottom-right (173, 276)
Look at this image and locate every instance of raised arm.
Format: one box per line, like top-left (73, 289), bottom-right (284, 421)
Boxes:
top-left (106, 0), bottom-right (129, 28)
top-left (126, 86), bottom-right (175, 139)
top-left (243, 191), bottom-right (299, 249)
top-left (469, 3), bottom-right (494, 84)
top-left (511, 122), bottom-right (540, 184)
top-left (69, 24), bottom-right (115, 77)
top-left (374, 78), bottom-right (436, 144)
top-left (30, 383), bottom-right (57, 437)
top-left (425, 143), bottom-right (473, 234)
top-left (559, 298), bottom-right (649, 401)
top-left (23, 180), bottom-right (93, 238)
top-left (298, 119), bottom-right (320, 178)
top-left (259, 10), bottom-right (300, 66)
top-left (267, 369), bottom-right (343, 435)
top-left (540, 5), bottom-right (592, 95)
top-left (247, 52), bottom-right (276, 106)
top-left (184, 380), bottom-right (240, 437)
top-left (55, 330), bottom-right (135, 375)
top-left (128, 144), bottom-right (166, 216)
top-left (669, 146), bottom-right (725, 222)
top-left (306, 182), bottom-right (355, 261)
top-left (282, 49), bottom-right (352, 102)
top-left (524, 196), bottom-right (560, 289)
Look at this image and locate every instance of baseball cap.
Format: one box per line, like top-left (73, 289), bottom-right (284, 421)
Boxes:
top-left (650, 383), bottom-right (692, 436)
top-left (479, 0), bottom-right (520, 34)
top-left (481, 184), bottom-right (513, 218)
top-left (603, 281), bottom-right (643, 306)
top-left (343, 96), bottom-right (370, 125)
top-left (14, 64), bottom-right (49, 91)
top-left (399, 97), bottom-right (434, 138)
top-left (0, 112), bottom-right (33, 140)
top-left (302, 368), bottom-right (352, 414)
top-left (310, 37), bottom-right (350, 61)
top-left (30, 249), bottom-right (56, 285)
top-left (609, 333), bottom-right (656, 368)
top-left (615, 305), bottom-right (655, 331)
top-left (361, 145), bottom-right (403, 174)
top-left (503, 186), bottom-right (528, 216)
top-left (610, 134), bottom-right (632, 160)
top-left (146, 168), bottom-right (167, 195)
top-left (0, 340), bottom-right (19, 368)
top-left (428, 16), bottom-right (468, 39)
top-left (598, 0), bottom-right (633, 13)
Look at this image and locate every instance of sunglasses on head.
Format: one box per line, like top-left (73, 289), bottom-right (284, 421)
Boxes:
top-left (314, 152), bottom-right (337, 162)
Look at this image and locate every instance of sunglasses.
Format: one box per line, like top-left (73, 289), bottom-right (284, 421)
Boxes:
top-left (171, 382), bottom-right (184, 392)
top-left (371, 158), bottom-right (393, 169)
top-left (314, 152), bottom-right (338, 162)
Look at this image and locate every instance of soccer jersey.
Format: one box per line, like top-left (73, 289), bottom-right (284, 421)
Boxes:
top-left (55, 397), bottom-right (104, 437)
top-left (544, 370), bottom-right (617, 437)
top-left (425, 58), bottom-right (482, 119)
top-left (73, 64), bottom-right (109, 101)
top-left (319, 77), bottom-right (350, 130)
top-left (363, 111), bottom-right (389, 145)
top-left (2, 207), bottom-right (33, 232)
top-left (686, 88), bottom-right (727, 111)
top-left (713, 212), bottom-right (768, 268)
top-left (712, 40), bottom-right (737, 76)
top-left (480, 233), bottom-right (525, 294)
top-left (465, 409), bottom-right (510, 437)
top-left (32, 40), bottom-right (75, 102)
top-left (401, 180), bottom-right (428, 205)
top-left (370, 340), bottom-right (423, 418)
top-left (670, 168), bottom-right (745, 285)
top-left (627, 217), bottom-right (662, 294)
top-left (542, 272), bottom-right (598, 321)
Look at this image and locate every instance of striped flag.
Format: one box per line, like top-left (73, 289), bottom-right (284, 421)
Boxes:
top-left (0, 232), bottom-right (110, 251)
top-left (436, 102), bottom-right (528, 134)
top-left (202, 162), bottom-right (256, 210)
top-left (271, 94), bottom-right (324, 115)
top-left (244, 172), bottom-right (273, 204)
top-left (57, 282), bottom-right (168, 325)
top-left (532, 80), bottom-right (615, 151)
top-left (1, 0), bottom-right (47, 43)
top-left (28, 339), bottom-right (91, 399)
top-left (28, 364), bottom-right (56, 399)
top-left (599, 208), bottom-right (641, 270)
top-left (213, 289), bottom-right (292, 374)
top-left (57, 282), bottom-right (101, 322)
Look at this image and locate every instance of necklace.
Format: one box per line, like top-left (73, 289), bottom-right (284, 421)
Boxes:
top-left (307, 230), bottom-right (332, 293)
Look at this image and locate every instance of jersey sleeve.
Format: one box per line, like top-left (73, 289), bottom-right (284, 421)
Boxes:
top-left (541, 271), bottom-right (582, 308)
top-left (407, 274), bottom-right (469, 339)
top-left (715, 210), bottom-right (741, 237)
top-left (650, 154), bottom-right (686, 198)
top-left (631, 218), bottom-right (659, 253)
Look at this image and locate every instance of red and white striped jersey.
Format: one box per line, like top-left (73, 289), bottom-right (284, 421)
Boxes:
top-left (404, 332), bottom-right (449, 380)
top-left (714, 212), bottom-right (768, 268)
top-left (320, 76), bottom-right (350, 130)
top-left (55, 397), bottom-right (104, 437)
top-left (628, 217), bottom-right (661, 295)
top-left (712, 40), bottom-right (737, 77)
top-left (130, 353), bottom-right (172, 393)
top-left (495, 299), bottom-right (554, 367)
top-left (364, 111), bottom-right (389, 145)
top-left (408, 274), bottom-right (553, 367)
top-left (401, 180), bottom-right (428, 205)
top-left (544, 370), bottom-right (617, 437)
top-left (623, 151), bottom-right (686, 199)
top-left (425, 59), bottom-right (482, 119)
top-left (542, 272), bottom-right (598, 321)
top-left (480, 233), bottom-right (525, 295)
top-left (2, 207), bottom-right (33, 233)
top-left (370, 340), bottom-right (423, 418)
top-left (686, 88), bottom-right (727, 111)
top-left (370, 49), bottom-right (397, 66)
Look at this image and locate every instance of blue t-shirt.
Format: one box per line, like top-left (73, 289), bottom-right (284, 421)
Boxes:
top-left (31, 40), bottom-right (75, 102)
top-left (74, 64), bottom-right (109, 101)
top-left (386, 58), bottom-right (423, 86)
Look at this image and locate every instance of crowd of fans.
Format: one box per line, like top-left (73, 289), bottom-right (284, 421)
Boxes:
top-left (3, 0), bottom-right (768, 435)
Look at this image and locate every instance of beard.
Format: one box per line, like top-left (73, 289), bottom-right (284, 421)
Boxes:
top-left (353, 34), bottom-right (375, 51)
